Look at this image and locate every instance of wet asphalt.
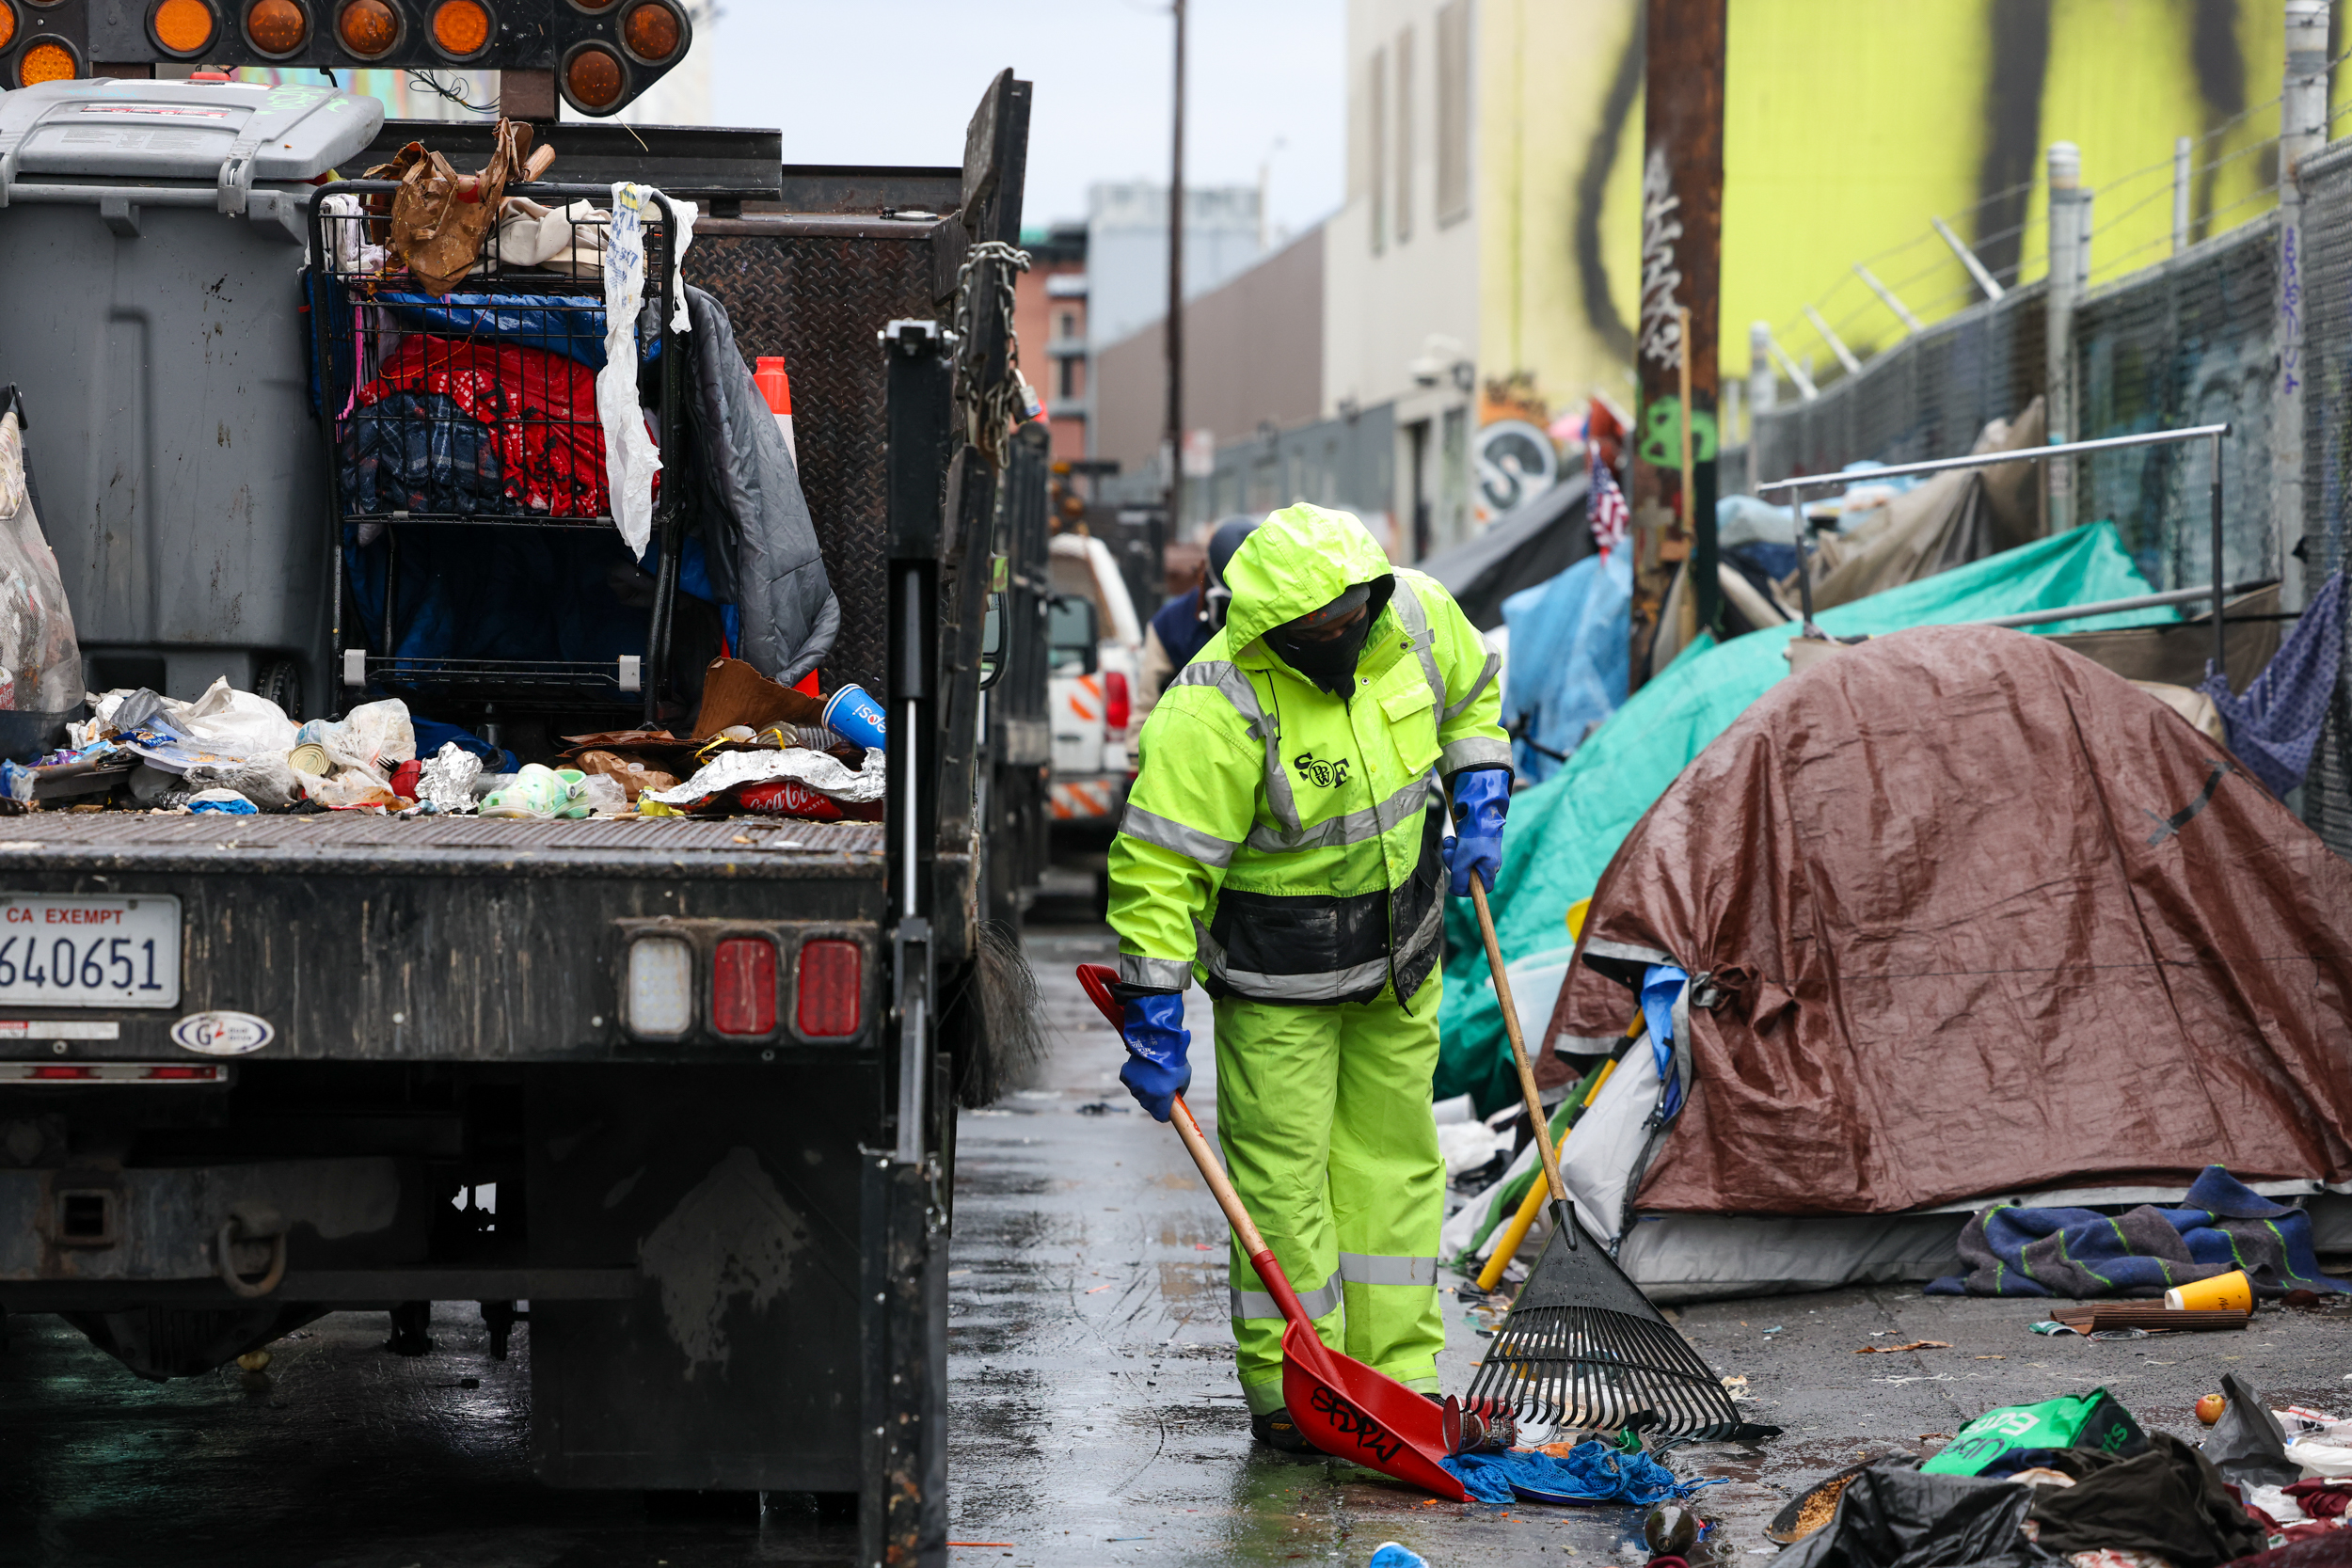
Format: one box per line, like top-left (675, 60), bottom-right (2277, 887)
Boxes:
top-left (0, 920), bottom-right (2344, 1567)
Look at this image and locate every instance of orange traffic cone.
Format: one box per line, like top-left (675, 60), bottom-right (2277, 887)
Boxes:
top-left (755, 355), bottom-right (797, 467)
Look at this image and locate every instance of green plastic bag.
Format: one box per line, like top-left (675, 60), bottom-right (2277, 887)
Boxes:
top-left (1920, 1387), bottom-right (2148, 1475)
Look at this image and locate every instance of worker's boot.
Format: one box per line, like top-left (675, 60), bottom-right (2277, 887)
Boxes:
top-left (1249, 1407), bottom-right (1317, 1453)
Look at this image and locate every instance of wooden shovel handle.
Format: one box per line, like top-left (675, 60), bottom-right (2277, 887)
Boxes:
top-left (1470, 877), bottom-right (1569, 1208)
top-left (1170, 1095), bottom-right (1316, 1327)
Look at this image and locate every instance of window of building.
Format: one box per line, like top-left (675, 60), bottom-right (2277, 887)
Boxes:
top-left (1368, 43), bottom-right (1387, 255)
top-left (1058, 310), bottom-right (1078, 340)
top-left (1057, 357), bottom-right (1078, 401)
top-left (1394, 24), bottom-right (1414, 244)
top-left (1436, 0), bottom-right (1471, 227)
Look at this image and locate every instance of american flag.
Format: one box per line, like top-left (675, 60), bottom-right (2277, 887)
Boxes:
top-left (1589, 450), bottom-right (1629, 557)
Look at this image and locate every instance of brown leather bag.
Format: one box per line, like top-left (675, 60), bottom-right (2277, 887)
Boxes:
top-left (370, 119), bottom-right (553, 294)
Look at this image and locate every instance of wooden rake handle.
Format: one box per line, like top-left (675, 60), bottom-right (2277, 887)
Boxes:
top-left (1470, 877), bottom-right (1570, 1210)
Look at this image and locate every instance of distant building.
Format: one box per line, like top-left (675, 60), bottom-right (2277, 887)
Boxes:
top-left (1013, 223), bottom-right (1090, 465)
top-left (1085, 182), bottom-right (1265, 396)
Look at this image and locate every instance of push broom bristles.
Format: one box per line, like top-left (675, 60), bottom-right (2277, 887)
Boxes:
top-left (1465, 1208), bottom-right (1781, 1441)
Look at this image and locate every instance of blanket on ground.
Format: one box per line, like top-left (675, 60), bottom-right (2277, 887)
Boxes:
top-left (1926, 1166), bottom-right (2349, 1299)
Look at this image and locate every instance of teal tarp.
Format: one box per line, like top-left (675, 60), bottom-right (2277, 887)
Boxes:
top-left (1436, 522), bottom-right (2175, 1113)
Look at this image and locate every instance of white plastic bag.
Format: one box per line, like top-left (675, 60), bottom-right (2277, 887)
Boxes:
top-left (166, 677), bottom-right (297, 759)
top-left (599, 184), bottom-right (662, 554)
top-left (0, 410), bottom-right (81, 723)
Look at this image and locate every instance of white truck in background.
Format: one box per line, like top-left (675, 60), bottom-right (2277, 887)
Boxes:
top-left (1044, 531), bottom-right (1141, 836)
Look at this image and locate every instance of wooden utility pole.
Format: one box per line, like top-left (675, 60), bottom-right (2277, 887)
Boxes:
top-left (1165, 0), bottom-right (1187, 534)
top-left (1629, 0), bottom-right (1724, 687)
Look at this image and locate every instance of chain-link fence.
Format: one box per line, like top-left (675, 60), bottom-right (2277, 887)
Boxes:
top-left (2074, 216), bottom-right (2277, 593)
top-left (2297, 145), bottom-right (2352, 858)
top-left (1751, 190), bottom-right (2352, 853)
top-left (1751, 284), bottom-right (2043, 486)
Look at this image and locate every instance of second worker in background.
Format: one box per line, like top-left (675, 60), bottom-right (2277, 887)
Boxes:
top-left (1103, 502), bottom-right (1511, 1449)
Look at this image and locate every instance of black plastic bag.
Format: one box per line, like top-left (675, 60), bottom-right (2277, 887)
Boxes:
top-left (1775, 1465), bottom-right (2060, 1568)
top-left (2203, 1372), bottom-right (2299, 1491)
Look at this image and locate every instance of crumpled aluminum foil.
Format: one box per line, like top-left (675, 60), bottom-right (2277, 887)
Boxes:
top-left (417, 741), bottom-right (484, 814)
top-left (640, 746), bottom-right (885, 808)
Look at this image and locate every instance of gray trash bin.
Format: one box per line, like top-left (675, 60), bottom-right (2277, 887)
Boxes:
top-left (0, 78), bottom-right (386, 718)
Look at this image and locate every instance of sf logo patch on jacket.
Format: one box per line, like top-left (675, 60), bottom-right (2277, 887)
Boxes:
top-left (1292, 751), bottom-right (1351, 789)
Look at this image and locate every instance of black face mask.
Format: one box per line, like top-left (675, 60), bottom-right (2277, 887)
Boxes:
top-left (1272, 613), bottom-right (1375, 698)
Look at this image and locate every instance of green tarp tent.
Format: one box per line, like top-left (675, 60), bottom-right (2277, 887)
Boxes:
top-left (1436, 521), bottom-right (2176, 1113)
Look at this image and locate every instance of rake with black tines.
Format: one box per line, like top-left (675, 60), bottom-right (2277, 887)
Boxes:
top-left (1461, 879), bottom-right (1780, 1443)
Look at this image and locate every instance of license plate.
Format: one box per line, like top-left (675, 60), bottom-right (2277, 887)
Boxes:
top-left (0, 895), bottom-right (181, 1008)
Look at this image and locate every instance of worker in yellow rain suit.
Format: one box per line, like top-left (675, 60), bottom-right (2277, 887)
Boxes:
top-left (1104, 502), bottom-right (1511, 1449)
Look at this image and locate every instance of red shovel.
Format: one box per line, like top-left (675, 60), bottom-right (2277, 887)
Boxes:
top-left (1075, 962), bottom-right (1470, 1499)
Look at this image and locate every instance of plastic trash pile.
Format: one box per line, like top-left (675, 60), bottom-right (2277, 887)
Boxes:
top-left (7, 659), bottom-right (885, 824)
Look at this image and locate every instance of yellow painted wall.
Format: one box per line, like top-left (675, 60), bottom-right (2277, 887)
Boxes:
top-left (1479, 0), bottom-right (2306, 410)
top-left (1476, 0), bottom-right (1646, 416)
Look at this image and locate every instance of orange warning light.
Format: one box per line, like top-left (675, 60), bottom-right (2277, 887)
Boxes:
top-left (428, 0), bottom-right (491, 57)
top-left (151, 0), bottom-right (218, 55)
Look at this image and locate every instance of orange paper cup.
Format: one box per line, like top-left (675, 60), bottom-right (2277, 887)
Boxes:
top-left (2164, 1269), bottom-right (2252, 1312)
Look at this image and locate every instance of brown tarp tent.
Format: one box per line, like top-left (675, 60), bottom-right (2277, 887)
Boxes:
top-left (1547, 625), bottom-right (2352, 1220)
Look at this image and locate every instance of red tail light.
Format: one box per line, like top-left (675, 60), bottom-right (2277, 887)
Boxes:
top-left (1104, 671), bottom-right (1131, 733)
top-left (796, 941), bottom-right (862, 1037)
top-left (711, 938), bottom-right (778, 1037)
top-left (141, 1065), bottom-right (215, 1081)
top-left (30, 1065), bottom-right (93, 1080)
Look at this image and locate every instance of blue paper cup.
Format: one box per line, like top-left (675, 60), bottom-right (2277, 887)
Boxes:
top-left (821, 682), bottom-right (887, 753)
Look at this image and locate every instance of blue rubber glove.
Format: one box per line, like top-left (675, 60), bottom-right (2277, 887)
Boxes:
top-left (1118, 990), bottom-right (1191, 1121)
top-left (1445, 766), bottom-right (1511, 897)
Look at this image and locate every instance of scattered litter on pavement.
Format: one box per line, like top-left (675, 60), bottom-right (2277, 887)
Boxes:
top-left (1854, 1339), bottom-right (1950, 1354)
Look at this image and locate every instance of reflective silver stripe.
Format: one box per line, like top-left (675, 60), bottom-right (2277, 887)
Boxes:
top-left (1338, 1252), bottom-right (1439, 1288)
top-left (1118, 953), bottom-right (1193, 990)
top-left (1196, 920), bottom-right (1392, 1004)
top-left (1443, 652), bottom-right (1501, 721)
top-left (1170, 657), bottom-right (1300, 832)
top-left (1120, 803), bottom-right (1238, 868)
top-left (1391, 579), bottom-right (1448, 718)
top-left (1245, 773), bottom-right (1428, 853)
top-left (1440, 736), bottom-right (1513, 774)
top-left (1231, 1274), bottom-right (1343, 1322)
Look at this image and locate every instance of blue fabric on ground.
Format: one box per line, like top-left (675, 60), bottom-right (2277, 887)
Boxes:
top-left (1926, 1165), bottom-right (2352, 1298)
top-left (1438, 1440), bottom-right (1696, 1506)
top-left (1364, 1545), bottom-right (1429, 1568)
top-left (2199, 568), bottom-right (2348, 798)
top-left (1499, 549), bottom-right (1632, 783)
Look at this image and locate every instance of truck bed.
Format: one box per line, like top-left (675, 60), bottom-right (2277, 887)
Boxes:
top-left (0, 815), bottom-right (886, 1062)
top-left (0, 812), bottom-right (883, 877)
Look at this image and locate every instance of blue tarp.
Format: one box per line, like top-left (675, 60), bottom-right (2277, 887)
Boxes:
top-left (1499, 550), bottom-right (1630, 784)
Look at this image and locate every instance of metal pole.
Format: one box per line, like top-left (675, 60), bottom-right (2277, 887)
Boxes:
top-left (1852, 263), bottom-right (1924, 333)
top-left (2213, 430), bottom-right (2227, 677)
top-left (1747, 320), bottom-right (1773, 495)
top-left (2044, 142), bottom-right (2086, 535)
top-left (1791, 499), bottom-right (1817, 631)
top-left (1756, 421), bottom-right (2232, 497)
top-left (1977, 578), bottom-right (2273, 630)
top-left (1763, 330), bottom-right (1818, 400)
top-left (1930, 214), bottom-right (2007, 302)
top-left (2171, 135), bottom-right (2191, 256)
top-left (2277, 0), bottom-right (2328, 618)
top-left (1802, 303), bottom-right (1863, 374)
top-left (1164, 0), bottom-right (1186, 535)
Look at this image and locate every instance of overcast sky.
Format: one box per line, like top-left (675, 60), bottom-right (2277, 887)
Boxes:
top-left (709, 1), bottom-right (1346, 235)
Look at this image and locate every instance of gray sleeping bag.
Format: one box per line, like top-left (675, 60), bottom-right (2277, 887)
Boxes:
top-left (682, 285), bottom-right (839, 687)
